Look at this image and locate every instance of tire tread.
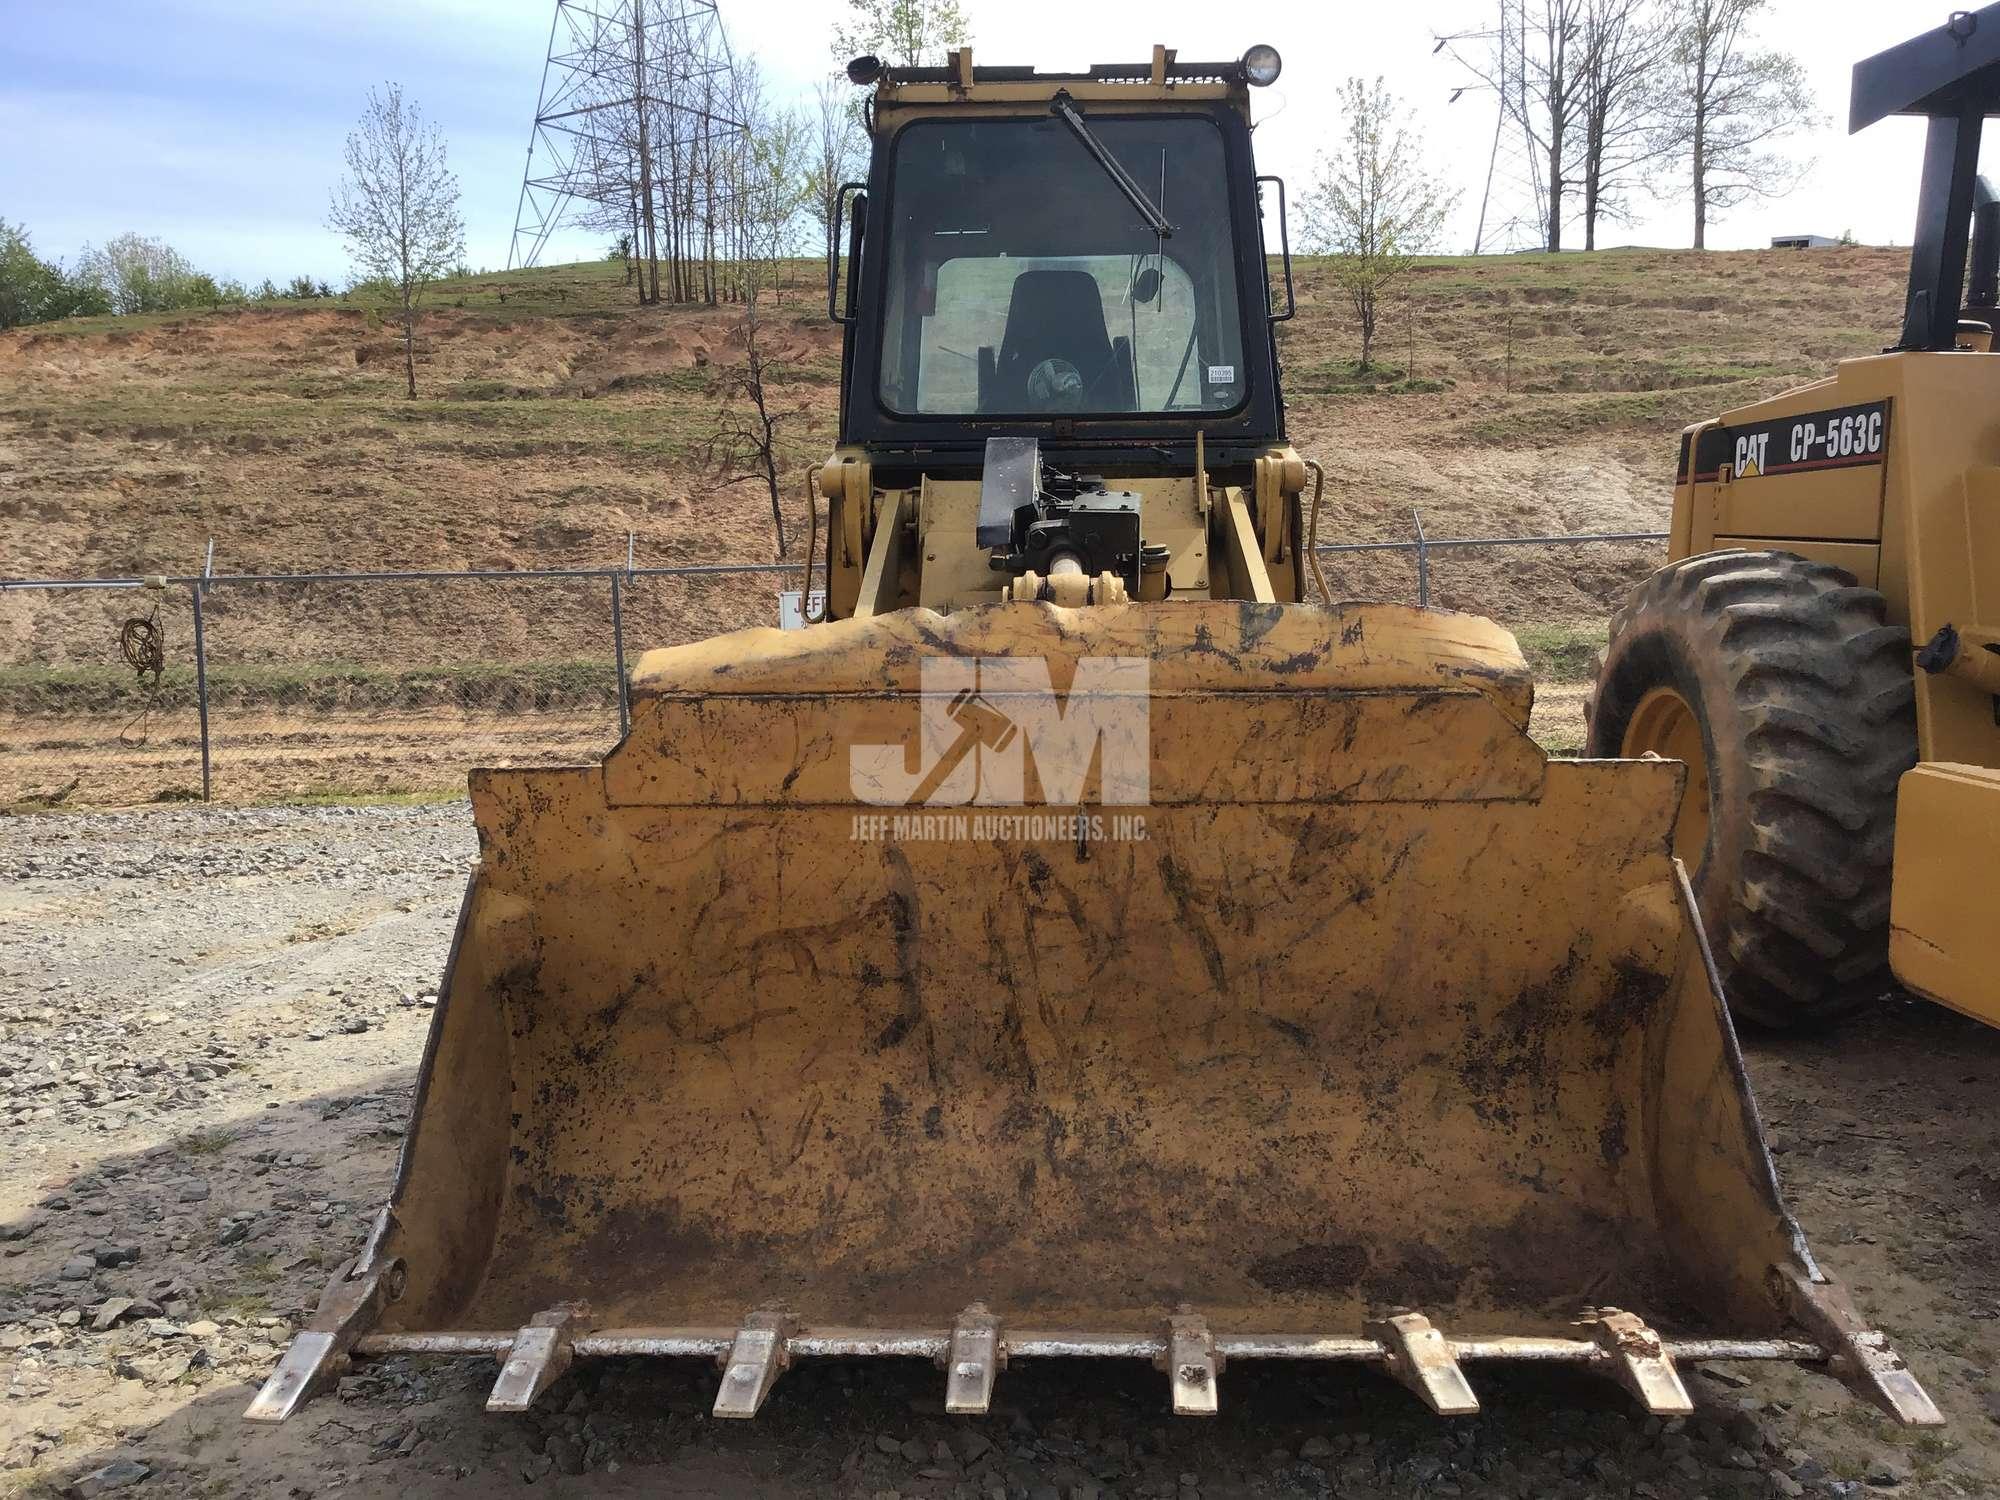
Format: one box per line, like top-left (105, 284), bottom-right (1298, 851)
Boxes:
top-left (1585, 551), bottom-right (1915, 1029)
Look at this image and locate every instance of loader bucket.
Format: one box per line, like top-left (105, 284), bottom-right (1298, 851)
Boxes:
top-left (248, 602), bottom-right (1938, 1427)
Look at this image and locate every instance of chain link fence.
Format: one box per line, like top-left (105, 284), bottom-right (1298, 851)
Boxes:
top-left (3, 529), bottom-right (1664, 807)
top-left (2, 561), bottom-right (798, 807)
top-left (1311, 514), bottom-right (1670, 754)
top-left (1, 583), bottom-right (208, 807)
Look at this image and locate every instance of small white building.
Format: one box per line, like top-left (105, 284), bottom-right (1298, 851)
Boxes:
top-left (1771, 233), bottom-right (1842, 250)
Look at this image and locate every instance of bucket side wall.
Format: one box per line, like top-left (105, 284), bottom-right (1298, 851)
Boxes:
top-left (1646, 880), bottom-right (1815, 1328)
top-left (379, 856), bottom-right (539, 1331)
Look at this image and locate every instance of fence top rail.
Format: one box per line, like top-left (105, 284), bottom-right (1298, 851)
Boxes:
top-left (0, 561), bottom-right (805, 591)
top-left (1316, 530), bottom-right (1668, 556)
top-left (1, 532), bottom-right (1668, 592)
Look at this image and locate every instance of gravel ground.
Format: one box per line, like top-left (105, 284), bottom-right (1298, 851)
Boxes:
top-left (2, 804), bottom-right (1999, 1499)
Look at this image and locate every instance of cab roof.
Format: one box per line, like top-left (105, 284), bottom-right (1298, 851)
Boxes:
top-left (865, 47), bottom-right (1253, 121)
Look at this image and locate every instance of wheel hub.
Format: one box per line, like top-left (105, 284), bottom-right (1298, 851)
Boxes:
top-left (1621, 685), bottom-right (1711, 869)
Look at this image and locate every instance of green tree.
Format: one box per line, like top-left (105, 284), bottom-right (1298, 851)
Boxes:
top-left (831, 0), bottom-right (969, 68)
top-left (73, 232), bottom-right (207, 314)
top-left (1, 222), bottom-right (112, 327)
top-left (48, 275), bottom-right (111, 320)
top-left (1301, 78), bottom-right (1458, 369)
top-left (1, 221), bottom-right (63, 329)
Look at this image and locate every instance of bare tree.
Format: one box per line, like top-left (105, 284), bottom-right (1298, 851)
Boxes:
top-left (700, 268), bottom-right (798, 555)
top-left (831, 0), bottom-right (970, 68)
top-left (804, 79), bottom-right (865, 261)
top-left (1301, 77), bottom-right (1457, 369)
top-left (1525, 0), bottom-right (1589, 252)
top-left (1577, 0), bottom-right (1676, 249)
top-left (1665, 0), bottom-right (1815, 249)
top-left (630, 1), bottom-right (663, 304)
top-left (568, 133), bottom-right (651, 304)
top-left (1440, 0), bottom-right (1587, 252)
top-left (328, 83), bottom-right (465, 397)
top-left (718, 59), bottom-right (804, 304)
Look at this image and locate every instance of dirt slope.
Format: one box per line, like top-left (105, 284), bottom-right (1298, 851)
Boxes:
top-left (1, 248), bottom-right (1905, 627)
top-left (0, 248), bottom-right (1911, 800)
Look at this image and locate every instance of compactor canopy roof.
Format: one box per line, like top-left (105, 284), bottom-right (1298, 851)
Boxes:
top-left (1852, 2), bottom-right (2000, 131)
top-left (862, 47), bottom-right (1267, 119)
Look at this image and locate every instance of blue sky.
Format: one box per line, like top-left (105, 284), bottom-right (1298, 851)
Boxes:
top-left (0, 0), bottom-right (1973, 285)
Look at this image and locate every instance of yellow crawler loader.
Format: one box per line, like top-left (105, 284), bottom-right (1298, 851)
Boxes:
top-left (1589, 6), bottom-right (2000, 1033)
top-left (248, 43), bottom-right (1938, 1431)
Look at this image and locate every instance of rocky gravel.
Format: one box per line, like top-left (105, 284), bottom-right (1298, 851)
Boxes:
top-left (2, 804), bottom-right (1999, 1497)
top-left (2, 804), bottom-right (466, 1135)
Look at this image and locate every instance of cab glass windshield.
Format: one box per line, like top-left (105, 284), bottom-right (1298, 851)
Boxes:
top-left (877, 115), bottom-right (1247, 418)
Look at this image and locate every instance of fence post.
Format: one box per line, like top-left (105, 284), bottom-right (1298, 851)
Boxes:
top-left (194, 539), bottom-right (215, 802)
top-left (611, 573), bottom-right (630, 740)
top-left (191, 584), bottom-right (212, 803)
top-left (1411, 508), bottom-right (1430, 609)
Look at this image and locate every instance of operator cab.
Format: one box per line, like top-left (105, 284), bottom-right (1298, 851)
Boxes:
top-left (811, 48), bottom-right (1308, 620)
top-left (833, 47), bottom-right (1291, 470)
top-left (878, 112), bottom-right (1246, 419)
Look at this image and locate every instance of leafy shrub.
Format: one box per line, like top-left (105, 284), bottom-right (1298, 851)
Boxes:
top-left (72, 232), bottom-right (211, 314)
top-left (0, 221), bottom-right (111, 327)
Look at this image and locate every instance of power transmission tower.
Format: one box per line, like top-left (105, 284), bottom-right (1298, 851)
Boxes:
top-left (507, 0), bottom-right (746, 299)
top-left (1437, 0), bottom-right (1549, 254)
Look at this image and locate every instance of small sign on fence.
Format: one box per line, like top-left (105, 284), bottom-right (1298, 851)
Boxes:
top-left (778, 590), bottom-right (827, 630)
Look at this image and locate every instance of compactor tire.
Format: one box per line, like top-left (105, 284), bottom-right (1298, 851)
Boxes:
top-left (1585, 551), bottom-right (1916, 1030)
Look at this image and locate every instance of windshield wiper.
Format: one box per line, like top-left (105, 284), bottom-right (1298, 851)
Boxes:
top-left (1049, 91), bottom-right (1176, 239)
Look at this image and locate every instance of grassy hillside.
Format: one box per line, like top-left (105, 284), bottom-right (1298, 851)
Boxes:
top-left (0, 245), bottom-right (1908, 664)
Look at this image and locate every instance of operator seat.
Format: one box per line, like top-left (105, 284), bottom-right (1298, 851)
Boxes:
top-left (980, 268), bottom-right (1135, 412)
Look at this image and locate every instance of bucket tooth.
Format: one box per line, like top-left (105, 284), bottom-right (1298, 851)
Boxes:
top-left (943, 1304), bottom-right (1004, 1415)
top-left (486, 1303), bottom-right (590, 1414)
top-left (713, 1310), bottom-right (795, 1419)
top-left (1368, 1312), bottom-right (1479, 1416)
top-left (243, 1259), bottom-right (400, 1424)
top-left (1777, 1267), bottom-right (1943, 1427)
top-left (1583, 1310), bottom-right (1694, 1416)
top-left (1163, 1313), bottom-right (1221, 1417)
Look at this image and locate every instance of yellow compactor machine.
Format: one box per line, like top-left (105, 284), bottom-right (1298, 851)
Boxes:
top-left (249, 43), bottom-right (1938, 1430)
top-left (1590, 7), bottom-right (2000, 1033)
